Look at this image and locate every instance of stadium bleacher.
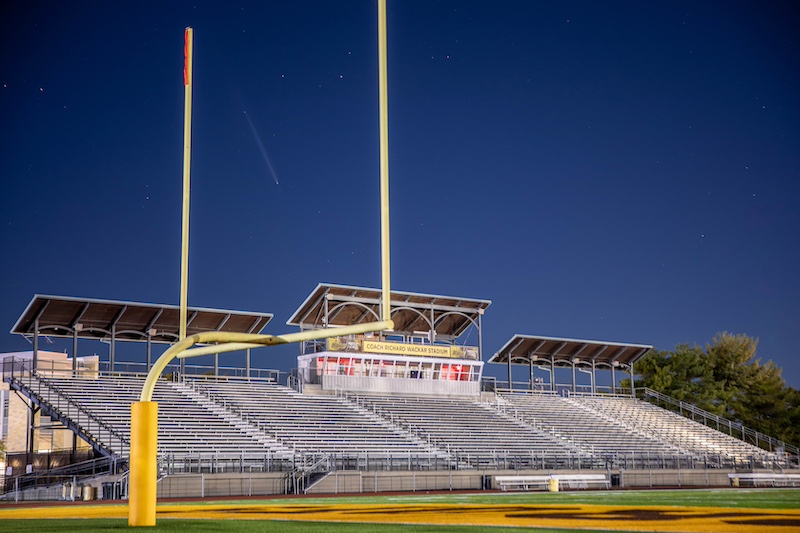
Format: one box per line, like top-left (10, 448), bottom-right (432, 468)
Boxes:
top-left (571, 395), bottom-right (770, 461)
top-left (11, 372), bottom-right (785, 470)
top-left (184, 378), bottom-right (437, 457)
top-left (41, 375), bottom-right (294, 459)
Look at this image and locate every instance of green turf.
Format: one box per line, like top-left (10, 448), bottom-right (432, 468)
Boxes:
top-left (158, 487), bottom-right (800, 510)
top-left (1, 488), bottom-right (798, 533)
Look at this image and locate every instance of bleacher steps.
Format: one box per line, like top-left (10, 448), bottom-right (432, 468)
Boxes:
top-left (172, 381), bottom-right (293, 456)
top-left (336, 394), bottom-right (451, 460)
top-left (563, 397), bottom-right (686, 456)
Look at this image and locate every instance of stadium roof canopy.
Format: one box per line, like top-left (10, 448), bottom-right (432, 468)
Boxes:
top-left (287, 283), bottom-right (491, 340)
top-left (11, 295), bottom-right (273, 344)
top-left (488, 334), bottom-right (652, 369)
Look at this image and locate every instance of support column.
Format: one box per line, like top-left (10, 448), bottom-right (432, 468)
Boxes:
top-left (146, 332), bottom-right (153, 372)
top-left (507, 356), bottom-right (512, 392)
top-left (110, 323), bottom-right (116, 374)
top-left (72, 327), bottom-right (79, 377)
top-left (591, 360), bottom-right (596, 395)
top-left (571, 360), bottom-right (576, 394)
top-left (529, 359), bottom-right (534, 391)
top-left (129, 401), bottom-right (158, 526)
top-left (32, 318), bottom-right (39, 372)
top-left (214, 353), bottom-right (219, 376)
top-left (611, 364), bottom-right (616, 395)
top-left (245, 348), bottom-right (251, 382)
top-left (477, 311), bottom-right (483, 361)
top-left (27, 404), bottom-right (39, 457)
top-left (550, 356), bottom-right (556, 392)
top-left (430, 306), bottom-right (436, 345)
top-left (630, 360), bottom-right (635, 398)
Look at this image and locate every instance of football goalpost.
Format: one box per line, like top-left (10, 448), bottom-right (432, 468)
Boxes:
top-left (129, 1), bottom-right (394, 526)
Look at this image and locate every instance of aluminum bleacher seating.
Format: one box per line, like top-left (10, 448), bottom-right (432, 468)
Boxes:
top-left (42, 375), bottom-right (293, 459)
top-left (571, 395), bottom-right (773, 461)
top-left (499, 393), bottom-right (683, 457)
top-left (355, 394), bottom-right (578, 462)
top-left (184, 378), bottom-right (438, 457)
top-left (33, 374), bottom-right (780, 470)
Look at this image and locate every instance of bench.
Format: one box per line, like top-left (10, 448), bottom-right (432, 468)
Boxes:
top-left (553, 474), bottom-right (611, 489)
top-left (728, 473), bottom-right (800, 487)
top-left (495, 474), bottom-right (609, 491)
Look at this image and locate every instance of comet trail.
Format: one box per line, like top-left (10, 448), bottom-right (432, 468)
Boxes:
top-left (242, 110), bottom-right (280, 185)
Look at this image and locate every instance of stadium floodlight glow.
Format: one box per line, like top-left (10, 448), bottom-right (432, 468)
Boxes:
top-left (129, 3), bottom-right (396, 526)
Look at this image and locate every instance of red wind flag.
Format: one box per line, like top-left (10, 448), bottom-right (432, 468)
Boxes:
top-left (183, 29), bottom-right (190, 86)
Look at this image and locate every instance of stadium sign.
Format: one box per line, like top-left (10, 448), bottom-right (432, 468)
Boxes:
top-left (326, 337), bottom-right (478, 360)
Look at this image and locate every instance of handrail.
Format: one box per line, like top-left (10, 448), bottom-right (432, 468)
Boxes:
top-left (3, 358), bottom-right (129, 457)
top-left (31, 371), bottom-right (131, 450)
top-left (640, 387), bottom-right (798, 456)
top-left (2, 454), bottom-right (124, 495)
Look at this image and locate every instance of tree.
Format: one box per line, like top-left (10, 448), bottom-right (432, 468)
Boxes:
top-left (629, 332), bottom-right (798, 446)
top-left (739, 360), bottom-right (791, 441)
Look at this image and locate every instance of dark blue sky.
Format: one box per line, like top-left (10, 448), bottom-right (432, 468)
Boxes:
top-left (2, 2), bottom-right (798, 386)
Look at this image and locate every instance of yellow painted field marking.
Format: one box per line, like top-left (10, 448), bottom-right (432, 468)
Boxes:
top-left (3, 502), bottom-right (800, 533)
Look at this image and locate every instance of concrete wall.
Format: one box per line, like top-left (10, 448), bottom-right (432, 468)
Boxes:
top-left (307, 469), bottom-right (487, 494)
top-left (620, 469), bottom-right (731, 488)
top-left (305, 468), bottom-right (735, 495)
top-left (157, 472), bottom-right (289, 499)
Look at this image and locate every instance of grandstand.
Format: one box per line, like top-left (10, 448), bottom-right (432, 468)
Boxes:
top-left (1, 285), bottom-right (797, 500)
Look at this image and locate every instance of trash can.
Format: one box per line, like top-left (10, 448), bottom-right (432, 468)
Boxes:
top-left (102, 482), bottom-right (114, 500)
top-left (482, 475), bottom-right (492, 490)
top-left (732, 477), bottom-right (740, 487)
top-left (610, 474), bottom-right (620, 487)
top-left (548, 478), bottom-right (559, 492)
top-left (82, 484), bottom-right (95, 501)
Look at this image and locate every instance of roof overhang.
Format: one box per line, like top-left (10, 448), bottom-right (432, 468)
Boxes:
top-left (488, 334), bottom-right (652, 369)
top-left (11, 295), bottom-right (273, 344)
top-left (287, 283), bottom-right (491, 339)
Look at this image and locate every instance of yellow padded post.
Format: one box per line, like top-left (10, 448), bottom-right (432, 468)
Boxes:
top-left (129, 401), bottom-right (158, 526)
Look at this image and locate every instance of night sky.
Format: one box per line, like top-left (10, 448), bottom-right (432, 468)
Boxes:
top-left (2, 2), bottom-right (798, 387)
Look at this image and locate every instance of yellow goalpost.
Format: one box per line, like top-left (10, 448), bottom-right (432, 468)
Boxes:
top-left (129, 1), bottom-right (394, 526)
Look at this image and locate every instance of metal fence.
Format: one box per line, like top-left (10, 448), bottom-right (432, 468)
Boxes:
top-left (640, 387), bottom-right (800, 457)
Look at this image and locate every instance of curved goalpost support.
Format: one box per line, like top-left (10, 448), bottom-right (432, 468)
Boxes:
top-left (128, 320), bottom-right (393, 526)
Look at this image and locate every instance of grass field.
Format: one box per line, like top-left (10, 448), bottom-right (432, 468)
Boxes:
top-left (1, 488), bottom-right (799, 533)
top-left (176, 487), bottom-right (800, 509)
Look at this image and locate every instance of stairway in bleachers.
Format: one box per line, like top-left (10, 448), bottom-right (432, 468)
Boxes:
top-left (186, 378), bottom-right (437, 456)
top-left (39, 375), bottom-right (294, 459)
